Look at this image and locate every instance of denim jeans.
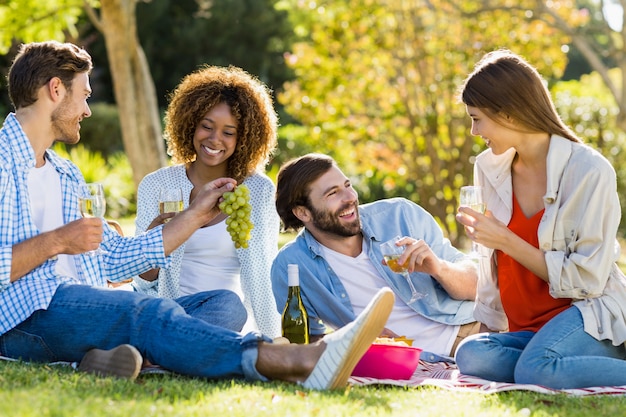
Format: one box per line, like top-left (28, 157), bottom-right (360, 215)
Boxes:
top-left (174, 290), bottom-right (247, 332)
top-left (455, 306), bottom-right (626, 389)
top-left (0, 284), bottom-right (269, 381)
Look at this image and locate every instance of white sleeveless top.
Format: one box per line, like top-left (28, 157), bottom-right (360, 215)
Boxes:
top-left (178, 220), bottom-right (242, 298)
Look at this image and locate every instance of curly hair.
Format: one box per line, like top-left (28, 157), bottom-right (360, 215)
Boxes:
top-left (164, 65), bottom-right (278, 182)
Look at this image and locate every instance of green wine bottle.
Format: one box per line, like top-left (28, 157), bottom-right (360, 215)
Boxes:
top-left (281, 264), bottom-right (309, 344)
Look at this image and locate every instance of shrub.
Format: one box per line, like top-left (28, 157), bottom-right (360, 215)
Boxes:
top-left (79, 102), bottom-right (124, 157)
top-left (52, 143), bottom-right (136, 219)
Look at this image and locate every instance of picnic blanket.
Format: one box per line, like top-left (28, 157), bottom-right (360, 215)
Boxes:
top-left (3, 355), bottom-right (625, 396)
top-left (349, 360), bottom-right (626, 396)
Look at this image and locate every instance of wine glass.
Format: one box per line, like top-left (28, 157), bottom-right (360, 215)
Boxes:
top-left (380, 236), bottom-right (425, 303)
top-left (159, 188), bottom-right (183, 222)
top-left (78, 182), bottom-right (107, 255)
top-left (459, 185), bottom-right (486, 259)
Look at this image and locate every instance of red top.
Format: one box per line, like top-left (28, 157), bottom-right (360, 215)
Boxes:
top-left (496, 194), bottom-right (571, 332)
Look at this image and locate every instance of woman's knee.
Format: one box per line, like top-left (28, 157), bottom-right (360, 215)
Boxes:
top-left (218, 291), bottom-right (248, 330)
top-left (455, 333), bottom-right (493, 374)
top-left (455, 332), bottom-right (524, 383)
top-left (514, 354), bottom-right (562, 387)
top-left (182, 290), bottom-right (248, 332)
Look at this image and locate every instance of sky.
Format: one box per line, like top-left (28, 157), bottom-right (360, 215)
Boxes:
top-left (604, 1), bottom-right (623, 31)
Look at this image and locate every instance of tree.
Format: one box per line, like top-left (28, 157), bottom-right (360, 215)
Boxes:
top-left (1, 0), bottom-right (165, 187)
top-left (134, 0), bottom-right (294, 111)
top-left (0, 0), bottom-right (84, 54)
top-left (279, 0), bottom-right (569, 244)
top-left (1, 0), bottom-right (297, 187)
top-left (0, 0), bottom-right (85, 113)
top-left (535, 0), bottom-right (626, 130)
top-left (84, 0), bottom-right (167, 187)
top-left (463, 0), bottom-right (626, 130)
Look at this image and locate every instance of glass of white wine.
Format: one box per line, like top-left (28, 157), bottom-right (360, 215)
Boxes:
top-left (159, 188), bottom-right (183, 222)
top-left (459, 185), bottom-right (486, 259)
top-left (79, 182), bottom-right (107, 255)
top-left (380, 236), bottom-right (425, 303)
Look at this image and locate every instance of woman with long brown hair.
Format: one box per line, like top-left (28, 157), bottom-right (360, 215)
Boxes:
top-left (455, 50), bottom-right (626, 389)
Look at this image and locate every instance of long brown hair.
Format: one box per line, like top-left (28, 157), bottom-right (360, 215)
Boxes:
top-left (460, 50), bottom-right (580, 143)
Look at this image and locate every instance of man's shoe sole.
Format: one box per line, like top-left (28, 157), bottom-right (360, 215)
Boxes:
top-left (78, 344), bottom-right (143, 380)
top-left (303, 287), bottom-right (395, 390)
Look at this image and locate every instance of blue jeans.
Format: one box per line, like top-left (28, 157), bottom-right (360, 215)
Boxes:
top-left (0, 284), bottom-right (269, 381)
top-left (455, 306), bottom-right (626, 389)
top-left (174, 290), bottom-right (247, 332)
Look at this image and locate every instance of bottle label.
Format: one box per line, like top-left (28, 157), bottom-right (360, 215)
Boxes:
top-left (287, 264), bottom-right (299, 287)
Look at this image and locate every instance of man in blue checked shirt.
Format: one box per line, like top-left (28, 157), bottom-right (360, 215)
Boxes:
top-left (0, 40), bottom-right (395, 390)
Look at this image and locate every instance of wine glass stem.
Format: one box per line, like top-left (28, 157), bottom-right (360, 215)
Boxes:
top-left (469, 242), bottom-right (484, 258)
top-left (89, 217), bottom-right (107, 255)
top-left (402, 272), bottom-right (422, 302)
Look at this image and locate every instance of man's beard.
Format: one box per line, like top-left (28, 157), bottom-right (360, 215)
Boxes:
top-left (309, 202), bottom-right (361, 237)
top-left (51, 97), bottom-right (80, 145)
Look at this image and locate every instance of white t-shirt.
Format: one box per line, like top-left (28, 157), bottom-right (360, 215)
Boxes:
top-left (321, 239), bottom-right (458, 356)
top-left (178, 220), bottom-right (242, 298)
top-left (28, 160), bottom-right (78, 279)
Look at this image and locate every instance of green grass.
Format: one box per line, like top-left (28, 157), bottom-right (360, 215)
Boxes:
top-left (76, 219), bottom-right (626, 415)
top-left (2, 361), bottom-right (625, 417)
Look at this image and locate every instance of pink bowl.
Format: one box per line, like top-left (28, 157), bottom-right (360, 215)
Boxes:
top-left (351, 343), bottom-right (422, 380)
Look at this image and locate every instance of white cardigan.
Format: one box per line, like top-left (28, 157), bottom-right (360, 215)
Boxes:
top-left (473, 135), bottom-right (626, 345)
top-left (132, 165), bottom-right (281, 337)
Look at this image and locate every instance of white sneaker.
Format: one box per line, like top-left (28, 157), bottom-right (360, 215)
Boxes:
top-left (78, 344), bottom-right (143, 380)
top-left (302, 287), bottom-right (395, 390)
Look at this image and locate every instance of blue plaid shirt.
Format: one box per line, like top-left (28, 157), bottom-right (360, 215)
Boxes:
top-left (0, 113), bottom-right (170, 335)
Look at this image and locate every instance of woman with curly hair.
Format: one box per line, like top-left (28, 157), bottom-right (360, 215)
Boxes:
top-left (132, 65), bottom-right (281, 337)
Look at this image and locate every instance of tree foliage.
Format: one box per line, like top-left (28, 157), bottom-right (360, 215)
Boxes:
top-left (552, 69), bottom-right (626, 233)
top-left (135, 0), bottom-right (294, 109)
top-left (0, 0), bottom-right (84, 55)
top-left (533, 0), bottom-right (626, 128)
top-left (468, 0), bottom-right (626, 131)
top-left (0, 0), bottom-right (167, 188)
top-left (0, 0), bottom-right (297, 188)
top-left (279, 0), bottom-right (569, 244)
top-left (0, 0), bottom-right (87, 113)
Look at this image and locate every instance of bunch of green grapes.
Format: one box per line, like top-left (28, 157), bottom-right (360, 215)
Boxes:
top-left (218, 184), bottom-right (253, 249)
